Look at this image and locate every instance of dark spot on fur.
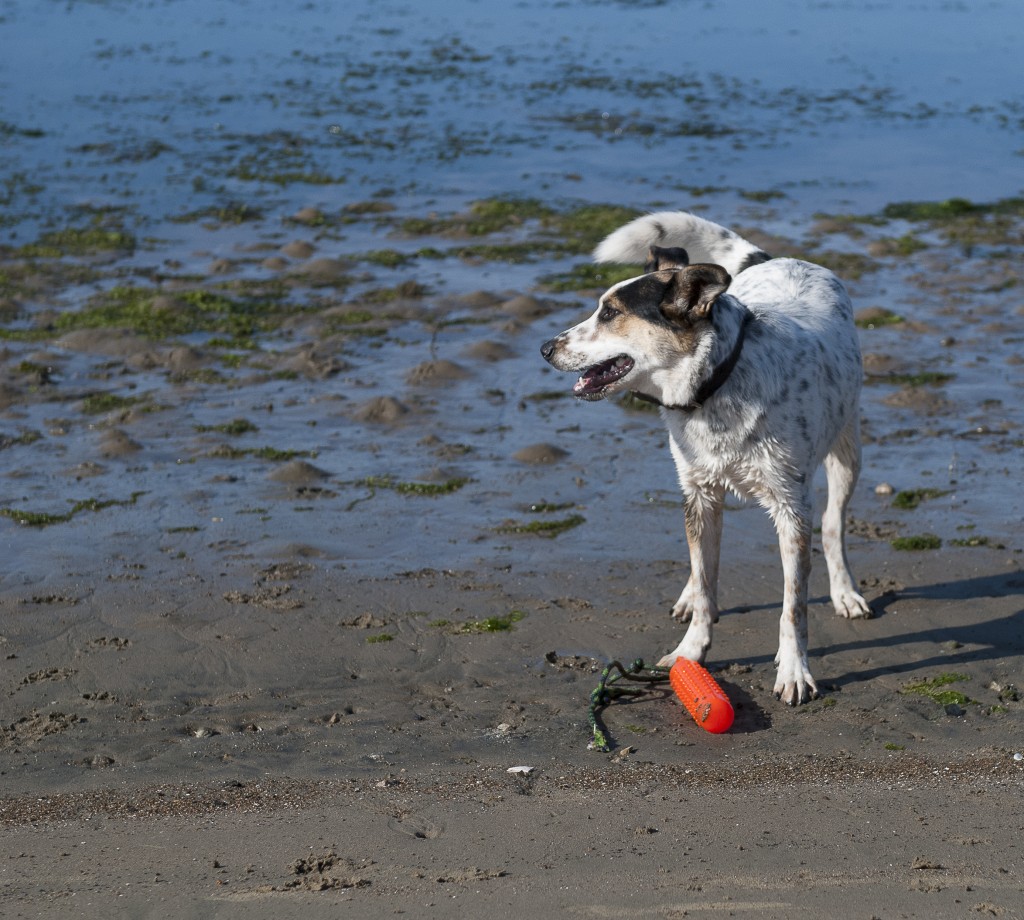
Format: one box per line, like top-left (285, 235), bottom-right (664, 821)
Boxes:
top-left (799, 379), bottom-right (810, 392)
top-left (605, 274), bottom-right (676, 329)
top-left (645, 245), bottom-right (689, 273)
top-left (607, 264), bottom-right (730, 329)
top-left (736, 250), bottom-right (772, 273)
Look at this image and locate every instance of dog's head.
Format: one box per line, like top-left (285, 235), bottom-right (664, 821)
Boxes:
top-left (540, 249), bottom-right (731, 402)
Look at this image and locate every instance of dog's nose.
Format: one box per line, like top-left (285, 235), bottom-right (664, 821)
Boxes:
top-left (540, 339), bottom-right (556, 361)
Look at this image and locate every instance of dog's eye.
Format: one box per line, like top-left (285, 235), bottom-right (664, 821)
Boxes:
top-left (598, 305), bottom-right (619, 323)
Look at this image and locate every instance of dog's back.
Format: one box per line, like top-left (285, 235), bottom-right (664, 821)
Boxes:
top-left (732, 257), bottom-right (855, 333)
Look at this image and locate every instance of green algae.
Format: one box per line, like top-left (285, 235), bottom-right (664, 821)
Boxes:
top-left (18, 225), bottom-right (136, 258)
top-left (343, 200), bottom-right (397, 216)
top-left (540, 262), bottom-right (639, 293)
top-left (0, 121), bottom-right (46, 139)
top-left (228, 154), bottom-right (344, 187)
top-left (740, 189), bottom-right (787, 203)
top-left (891, 534), bottom-right (942, 551)
top-left (881, 198), bottom-right (1015, 222)
top-left (14, 361), bottom-right (53, 384)
top-left (454, 610), bottom-right (526, 634)
top-left (884, 372), bottom-right (955, 387)
top-left (194, 418), bottom-right (260, 436)
top-left (326, 310), bottom-right (376, 326)
top-left (400, 197), bottom-right (553, 237)
top-left (867, 196), bottom-right (1024, 251)
top-left (366, 633), bottom-right (394, 644)
top-left (900, 673), bottom-right (973, 707)
top-left (528, 501), bottom-right (576, 513)
top-left (0, 430), bottom-right (43, 449)
top-left (394, 199), bottom-right (640, 258)
top-left (855, 308), bottom-right (904, 329)
top-left (79, 393), bottom-right (145, 415)
top-left (0, 491), bottom-right (146, 528)
top-left (497, 514), bottom-right (585, 537)
top-left (871, 234), bottom-right (928, 257)
top-left (552, 204), bottom-right (643, 252)
top-left (361, 250), bottom-right (415, 268)
top-left (170, 203), bottom-right (264, 225)
top-left (359, 475), bottom-right (471, 496)
top-left (949, 535), bottom-right (1004, 548)
top-left (16, 222), bottom-right (137, 262)
top-left (890, 488), bottom-right (951, 510)
top-left (361, 280), bottom-right (429, 303)
top-left (207, 445), bottom-right (316, 461)
top-left (804, 196), bottom-right (1024, 260)
top-left (449, 242), bottom-right (550, 263)
top-left (49, 285), bottom-right (304, 341)
top-left (800, 250), bottom-right (880, 280)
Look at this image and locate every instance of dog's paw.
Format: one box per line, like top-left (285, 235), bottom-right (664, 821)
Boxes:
top-left (669, 584), bottom-right (695, 621)
top-left (658, 631), bottom-right (710, 668)
top-left (670, 582), bottom-right (718, 623)
top-left (669, 602), bottom-right (692, 622)
top-left (773, 655), bottom-right (819, 706)
top-left (832, 589), bottom-right (872, 619)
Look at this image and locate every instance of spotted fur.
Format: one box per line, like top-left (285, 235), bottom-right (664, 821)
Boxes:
top-left (541, 211), bottom-right (871, 706)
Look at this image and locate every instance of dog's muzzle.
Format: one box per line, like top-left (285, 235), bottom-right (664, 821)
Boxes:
top-left (572, 354), bottom-right (634, 399)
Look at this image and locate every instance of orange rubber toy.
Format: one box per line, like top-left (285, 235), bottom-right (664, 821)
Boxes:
top-left (669, 658), bottom-right (734, 733)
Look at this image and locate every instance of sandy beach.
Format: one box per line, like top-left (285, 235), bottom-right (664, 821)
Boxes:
top-left (2, 0), bottom-right (1023, 916)
top-left (2, 547), bottom-right (1022, 918)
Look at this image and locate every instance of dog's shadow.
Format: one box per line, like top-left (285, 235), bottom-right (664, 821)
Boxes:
top-left (601, 679), bottom-right (771, 742)
top-left (714, 679), bottom-right (770, 734)
top-left (720, 569), bottom-right (1024, 688)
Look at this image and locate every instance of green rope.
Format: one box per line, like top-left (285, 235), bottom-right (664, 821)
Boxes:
top-left (587, 658), bottom-right (670, 752)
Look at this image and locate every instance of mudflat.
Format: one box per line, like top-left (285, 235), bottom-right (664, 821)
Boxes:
top-left (2, 1), bottom-right (1023, 916)
top-left (1, 547), bottom-right (1022, 918)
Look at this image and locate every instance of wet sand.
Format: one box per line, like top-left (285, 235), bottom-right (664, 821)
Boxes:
top-left (1, 547), bottom-right (1022, 918)
top-left (2, 176), bottom-right (1024, 920)
top-left (2, 0), bottom-right (1024, 916)
top-left (2, 204), bottom-right (1023, 920)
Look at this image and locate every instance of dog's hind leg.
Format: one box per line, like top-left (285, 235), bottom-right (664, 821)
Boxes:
top-left (659, 483), bottom-right (723, 667)
top-left (772, 500), bottom-right (819, 705)
top-left (823, 416), bottom-right (872, 619)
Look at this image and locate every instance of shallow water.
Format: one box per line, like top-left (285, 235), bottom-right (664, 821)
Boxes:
top-left (0, 0), bottom-right (1021, 591)
top-left (4, 0), bottom-right (1023, 232)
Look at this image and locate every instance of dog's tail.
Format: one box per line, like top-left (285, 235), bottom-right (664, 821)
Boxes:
top-left (593, 211), bottom-right (771, 278)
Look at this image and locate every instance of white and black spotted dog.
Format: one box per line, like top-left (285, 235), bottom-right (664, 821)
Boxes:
top-left (540, 211), bottom-right (871, 705)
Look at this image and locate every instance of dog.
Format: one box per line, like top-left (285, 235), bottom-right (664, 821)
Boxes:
top-left (540, 211), bottom-right (871, 705)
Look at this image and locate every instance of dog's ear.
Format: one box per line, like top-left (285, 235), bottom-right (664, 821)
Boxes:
top-left (661, 263), bottom-right (731, 321)
top-left (645, 245), bottom-right (689, 273)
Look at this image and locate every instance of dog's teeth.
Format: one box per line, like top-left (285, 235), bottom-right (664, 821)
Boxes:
top-left (615, 357), bottom-right (628, 367)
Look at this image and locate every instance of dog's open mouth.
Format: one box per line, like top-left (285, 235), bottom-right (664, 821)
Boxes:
top-left (573, 355), bottom-right (634, 400)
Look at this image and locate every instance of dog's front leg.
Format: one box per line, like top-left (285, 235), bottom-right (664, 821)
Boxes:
top-left (659, 485), bottom-right (722, 668)
top-left (773, 505), bottom-right (819, 705)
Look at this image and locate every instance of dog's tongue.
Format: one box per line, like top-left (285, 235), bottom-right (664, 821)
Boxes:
top-left (573, 356), bottom-right (630, 396)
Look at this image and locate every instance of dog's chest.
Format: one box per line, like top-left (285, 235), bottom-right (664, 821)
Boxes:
top-left (666, 412), bottom-right (783, 495)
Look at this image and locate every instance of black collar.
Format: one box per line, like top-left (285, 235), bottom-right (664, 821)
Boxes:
top-left (630, 310), bottom-right (752, 413)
